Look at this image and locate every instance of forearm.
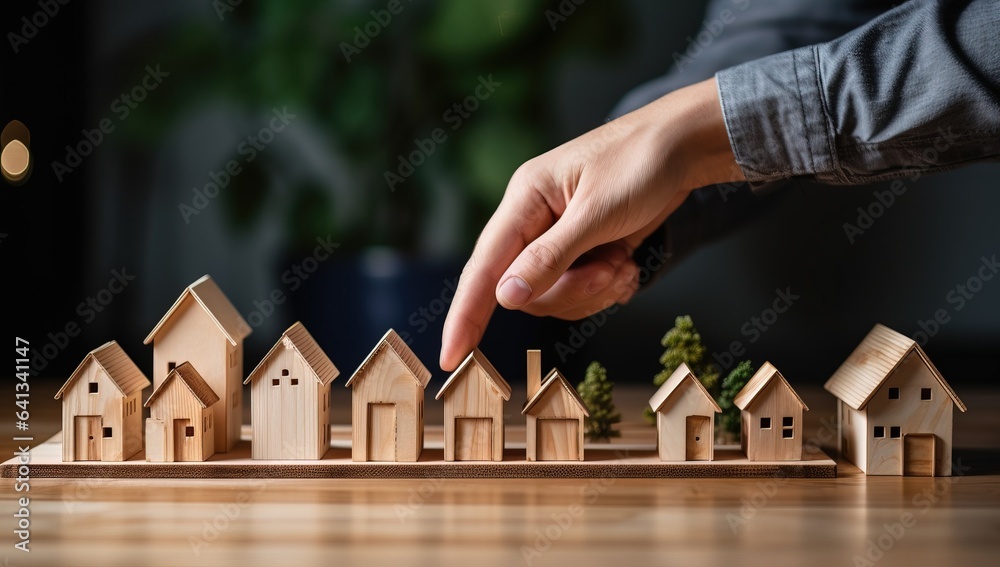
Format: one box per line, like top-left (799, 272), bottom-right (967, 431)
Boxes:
top-left (717, 0), bottom-right (1000, 186)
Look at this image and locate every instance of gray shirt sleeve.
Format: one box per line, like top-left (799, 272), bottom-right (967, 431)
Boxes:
top-left (716, 0), bottom-right (1000, 186)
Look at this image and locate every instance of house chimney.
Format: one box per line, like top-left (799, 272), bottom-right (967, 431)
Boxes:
top-left (527, 350), bottom-right (541, 398)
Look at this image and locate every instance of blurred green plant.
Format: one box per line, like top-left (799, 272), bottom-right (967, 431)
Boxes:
top-left (119, 0), bottom-right (628, 253)
top-left (578, 361), bottom-right (621, 442)
top-left (717, 360), bottom-right (754, 439)
top-left (645, 315), bottom-right (720, 423)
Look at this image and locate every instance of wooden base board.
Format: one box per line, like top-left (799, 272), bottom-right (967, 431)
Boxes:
top-left (2, 426), bottom-right (836, 479)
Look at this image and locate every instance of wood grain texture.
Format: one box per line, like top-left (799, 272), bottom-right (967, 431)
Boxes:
top-left (348, 347), bottom-right (424, 462)
top-left (440, 364), bottom-right (506, 461)
top-left (0, 430), bottom-right (836, 479)
top-left (524, 370), bottom-right (588, 462)
top-left (147, 295), bottom-right (243, 452)
top-left (144, 365), bottom-right (216, 462)
top-left (2, 381), bottom-right (996, 567)
top-left (247, 336), bottom-right (331, 460)
top-left (58, 359), bottom-right (143, 462)
top-left (653, 374), bottom-right (719, 461)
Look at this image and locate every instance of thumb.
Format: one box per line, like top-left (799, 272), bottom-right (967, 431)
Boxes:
top-left (496, 213), bottom-right (592, 309)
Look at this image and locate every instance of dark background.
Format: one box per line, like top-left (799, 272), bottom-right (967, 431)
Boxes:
top-left (2, 0), bottom-right (998, 403)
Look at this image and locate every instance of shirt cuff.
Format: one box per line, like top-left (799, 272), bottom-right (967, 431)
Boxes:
top-left (716, 46), bottom-right (842, 186)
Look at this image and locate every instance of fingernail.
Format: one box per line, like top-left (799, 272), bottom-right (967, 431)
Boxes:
top-left (499, 276), bottom-right (532, 307)
top-left (585, 270), bottom-right (613, 295)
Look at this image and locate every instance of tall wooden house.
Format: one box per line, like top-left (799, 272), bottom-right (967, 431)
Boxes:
top-left (435, 348), bottom-right (511, 461)
top-left (54, 341), bottom-right (150, 462)
top-left (144, 275), bottom-right (251, 452)
top-left (144, 362), bottom-right (220, 462)
top-left (734, 362), bottom-right (808, 461)
top-left (522, 351), bottom-right (589, 462)
top-left (648, 362), bottom-right (721, 461)
top-left (824, 324), bottom-right (966, 476)
top-left (345, 329), bottom-right (431, 462)
top-left (244, 322), bottom-right (340, 460)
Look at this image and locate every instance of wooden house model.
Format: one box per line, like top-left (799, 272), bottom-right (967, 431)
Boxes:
top-left (521, 351), bottom-right (589, 461)
top-left (734, 361), bottom-right (808, 461)
top-left (435, 348), bottom-right (511, 461)
top-left (648, 362), bottom-right (721, 461)
top-left (244, 322), bottom-right (340, 460)
top-left (144, 274), bottom-right (251, 452)
top-left (54, 341), bottom-right (150, 462)
top-left (824, 324), bottom-right (966, 476)
top-left (345, 329), bottom-right (431, 462)
top-left (144, 362), bottom-right (219, 462)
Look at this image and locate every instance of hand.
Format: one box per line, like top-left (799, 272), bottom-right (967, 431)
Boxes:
top-left (439, 77), bottom-right (745, 371)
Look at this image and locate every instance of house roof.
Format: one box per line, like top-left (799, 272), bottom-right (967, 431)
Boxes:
top-left (733, 361), bottom-right (808, 411)
top-left (521, 368), bottom-right (590, 416)
top-left (145, 362), bottom-right (220, 409)
top-left (244, 321), bottom-right (340, 386)
top-left (824, 323), bottom-right (966, 412)
top-left (648, 362), bottom-right (722, 413)
top-left (55, 341), bottom-right (151, 400)
top-left (434, 348), bottom-right (511, 401)
top-left (143, 274), bottom-right (252, 346)
top-left (345, 328), bottom-right (431, 389)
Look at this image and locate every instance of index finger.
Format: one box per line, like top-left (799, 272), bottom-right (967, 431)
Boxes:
top-left (439, 189), bottom-right (554, 371)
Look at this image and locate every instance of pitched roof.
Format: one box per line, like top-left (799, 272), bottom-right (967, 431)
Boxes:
top-left (144, 362), bottom-right (220, 408)
top-left (143, 275), bottom-right (251, 346)
top-left (435, 348), bottom-right (511, 401)
top-left (344, 328), bottom-right (431, 389)
top-left (733, 361), bottom-right (808, 411)
top-left (824, 323), bottom-right (966, 411)
top-left (55, 341), bottom-right (151, 400)
top-left (521, 368), bottom-right (590, 416)
top-left (244, 322), bottom-right (340, 386)
top-left (648, 362), bottom-right (722, 413)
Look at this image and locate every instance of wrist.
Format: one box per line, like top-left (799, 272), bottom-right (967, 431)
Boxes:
top-left (649, 77), bottom-right (746, 191)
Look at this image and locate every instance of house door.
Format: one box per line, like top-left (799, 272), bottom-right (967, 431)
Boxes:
top-left (455, 417), bottom-right (492, 461)
top-left (903, 433), bottom-right (936, 476)
top-left (537, 418), bottom-right (579, 461)
top-left (174, 419), bottom-right (196, 462)
top-left (145, 419), bottom-right (166, 462)
top-left (367, 403), bottom-right (396, 461)
top-left (685, 415), bottom-right (711, 461)
top-left (74, 416), bottom-right (102, 461)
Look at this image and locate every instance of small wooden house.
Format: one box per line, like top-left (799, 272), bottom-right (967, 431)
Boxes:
top-left (648, 362), bottom-right (721, 461)
top-left (435, 348), bottom-right (511, 461)
top-left (244, 322), bottom-right (340, 460)
top-left (345, 329), bottom-right (431, 462)
top-left (824, 324), bottom-right (966, 476)
top-left (521, 351), bottom-right (589, 461)
top-left (144, 362), bottom-right (220, 462)
top-left (54, 341), bottom-right (150, 462)
top-left (734, 362), bottom-right (808, 461)
top-left (144, 274), bottom-right (251, 453)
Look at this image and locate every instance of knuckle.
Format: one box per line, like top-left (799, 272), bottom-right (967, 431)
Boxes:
top-left (525, 240), bottom-right (564, 276)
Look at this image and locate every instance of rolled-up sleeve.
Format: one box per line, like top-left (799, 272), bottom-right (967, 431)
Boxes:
top-left (717, 0), bottom-right (1000, 186)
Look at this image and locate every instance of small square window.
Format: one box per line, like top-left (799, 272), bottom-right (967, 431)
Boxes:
top-left (920, 388), bottom-right (932, 401)
top-left (102, 427), bottom-right (113, 438)
top-left (185, 426), bottom-right (194, 437)
top-left (167, 362), bottom-right (176, 372)
top-left (760, 417), bottom-right (771, 429)
top-left (89, 382), bottom-right (98, 394)
top-left (291, 378), bottom-right (299, 386)
top-left (782, 429), bottom-right (793, 439)
top-left (890, 426), bottom-right (901, 439)
top-left (782, 416), bottom-right (793, 427)
top-left (874, 426), bottom-right (885, 438)
top-left (888, 387), bottom-right (899, 400)
top-left (281, 369), bottom-right (289, 376)
top-left (272, 378), bottom-right (280, 386)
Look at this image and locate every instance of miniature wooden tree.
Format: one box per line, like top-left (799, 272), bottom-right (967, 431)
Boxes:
top-left (646, 316), bottom-right (719, 422)
top-left (578, 361), bottom-right (620, 442)
top-left (718, 360), bottom-right (754, 441)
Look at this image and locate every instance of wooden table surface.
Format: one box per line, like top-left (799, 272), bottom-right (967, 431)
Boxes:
top-left (3, 381), bottom-right (999, 567)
